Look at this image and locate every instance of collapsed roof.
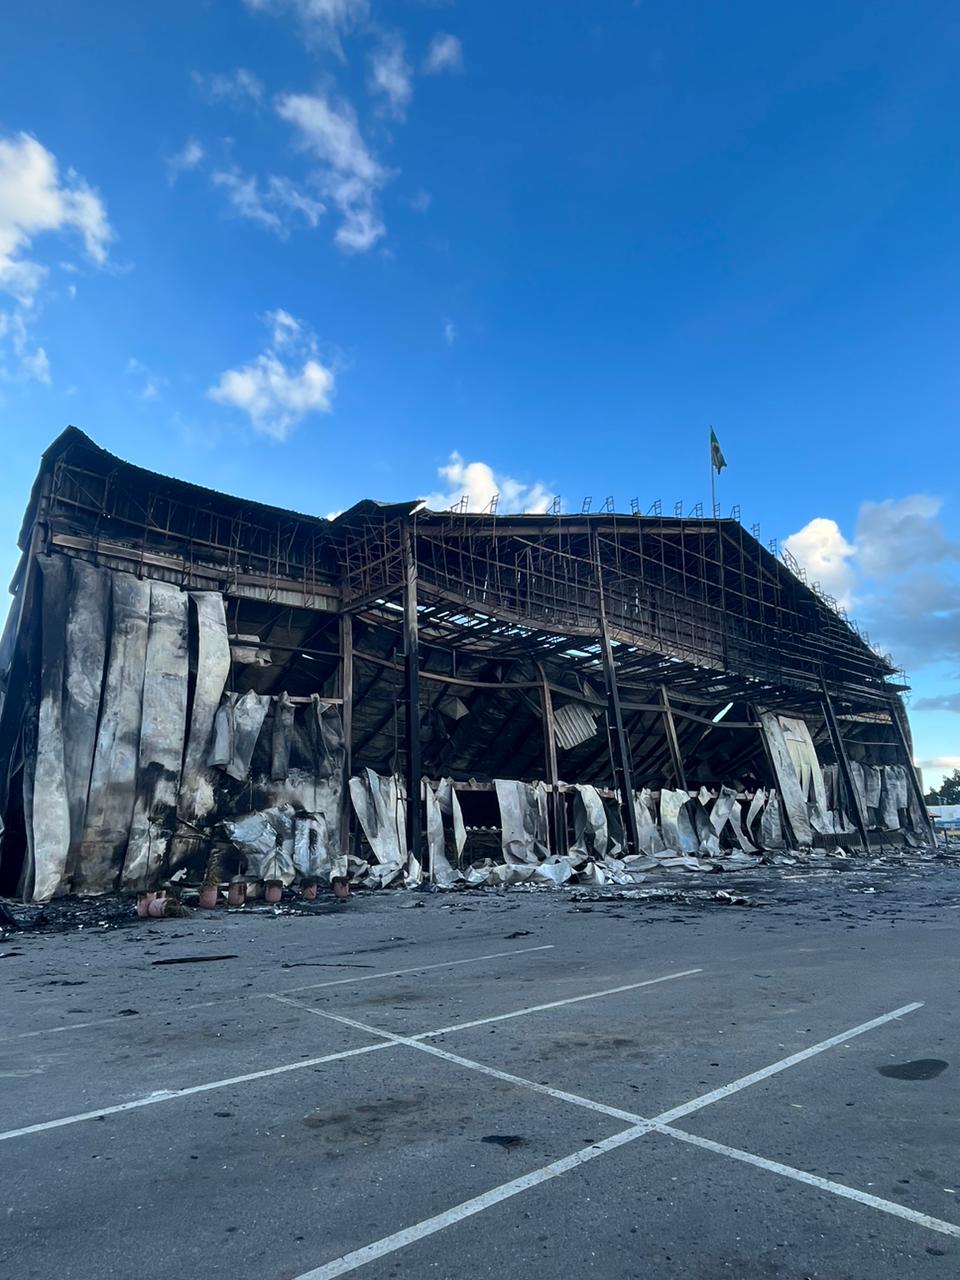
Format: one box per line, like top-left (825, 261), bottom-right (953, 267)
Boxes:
top-left (0, 428), bottom-right (929, 901)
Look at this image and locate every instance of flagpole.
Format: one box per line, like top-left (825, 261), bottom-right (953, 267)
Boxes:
top-left (710, 426), bottom-right (716, 516)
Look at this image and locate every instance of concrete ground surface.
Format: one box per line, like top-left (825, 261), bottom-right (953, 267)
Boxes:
top-left (1, 862), bottom-right (958, 1279)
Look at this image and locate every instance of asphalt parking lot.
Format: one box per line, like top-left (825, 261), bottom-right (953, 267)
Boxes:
top-left (2, 864), bottom-right (958, 1279)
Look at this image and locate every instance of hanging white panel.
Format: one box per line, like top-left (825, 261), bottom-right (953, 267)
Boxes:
top-left (177, 591), bottom-right (230, 824)
top-left (226, 690), bottom-right (270, 782)
top-left (61, 559), bottom-right (110, 887)
top-left (28, 557), bottom-right (72, 902)
top-left (425, 782), bottom-right (459, 886)
top-left (759, 712), bottom-right (813, 846)
top-left (880, 764), bottom-right (908, 831)
top-left (745, 788), bottom-right (766, 845)
top-left (77, 572), bottom-right (151, 894)
top-left (633, 788), bottom-right (665, 854)
top-left (122, 582), bottom-right (189, 891)
top-left (570, 784), bottom-right (608, 859)
top-left (494, 779), bottom-right (549, 864)
top-left (436, 777), bottom-right (467, 864)
top-left (660, 789), bottom-right (700, 854)
top-left (759, 789), bottom-right (785, 849)
top-left (271, 691), bottom-right (296, 781)
top-left (349, 769), bottom-right (407, 885)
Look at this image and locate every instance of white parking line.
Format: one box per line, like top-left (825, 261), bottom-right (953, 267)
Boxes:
top-left (270, 994), bottom-right (650, 1124)
top-left (292, 1125), bottom-right (656, 1280)
top-left (278, 944), bottom-right (555, 996)
top-left (415, 969), bottom-right (702, 1037)
top-left (1, 944), bottom-right (555, 1043)
top-left (0, 962), bottom-right (690, 1142)
top-left (653, 1002), bottom-right (923, 1124)
top-left (288, 1001), bottom-right (934, 1279)
top-left (656, 1124), bottom-right (960, 1239)
top-left (0, 1042), bottom-right (388, 1142)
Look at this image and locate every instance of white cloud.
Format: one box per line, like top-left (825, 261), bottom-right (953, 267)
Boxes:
top-left (126, 356), bottom-right (164, 400)
top-left (423, 33), bottom-right (463, 75)
top-left (368, 35), bottom-right (413, 121)
top-left (784, 495), bottom-right (960, 710)
top-left (918, 754), bottom-right (960, 770)
top-left (426, 452), bottom-right (553, 514)
top-left (0, 310), bottom-right (50, 382)
top-left (244, 0), bottom-right (369, 55)
top-left (212, 168), bottom-right (325, 234)
top-left (192, 68), bottom-right (264, 107)
top-left (207, 309), bottom-right (335, 440)
top-left (914, 694), bottom-right (960, 713)
top-left (166, 138), bottom-right (204, 184)
top-left (269, 307), bottom-right (302, 346)
top-left (0, 132), bottom-right (111, 384)
top-left (405, 188), bottom-right (431, 213)
top-left (782, 517), bottom-right (856, 607)
top-left (0, 131), bottom-right (112, 306)
top-left (855, 495), bottom-right (958, 578)
top-left (276, 91), bottom-right (387, 252)
top-left (442, 318), bottom-right (457, 346)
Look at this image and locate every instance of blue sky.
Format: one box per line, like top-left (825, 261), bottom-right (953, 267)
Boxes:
top-left (1, 0), bottom-right (958, 784)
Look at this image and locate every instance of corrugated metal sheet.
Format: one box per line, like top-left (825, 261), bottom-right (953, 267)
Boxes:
top-left (554, 702), bottom-right (598, 751)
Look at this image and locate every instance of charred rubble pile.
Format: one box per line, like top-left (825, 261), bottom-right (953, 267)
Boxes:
top-left (0, 430), bottom-right (934, 906)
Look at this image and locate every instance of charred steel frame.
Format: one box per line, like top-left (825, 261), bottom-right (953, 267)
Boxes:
top-left (0, 428), bottom-right (931, 887)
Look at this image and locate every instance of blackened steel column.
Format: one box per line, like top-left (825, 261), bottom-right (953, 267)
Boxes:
top-left (660, 685), bottom-right (689, 792)
top-left (818, 676), bottom-right (870, 852)
top-left (593, 533), bottom-right (642, 858)
top-left (886, 692), bottom-right (936, 845)
top-left (338, 611), bottom-right (354, 856)
top-left (536, 661), bottom-right (562, 855)
top-left (401, 521), bottom-right (425, 873)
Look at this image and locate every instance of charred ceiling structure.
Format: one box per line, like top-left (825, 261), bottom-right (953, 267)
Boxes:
top-left (0, 429), bottom-right (932, 902)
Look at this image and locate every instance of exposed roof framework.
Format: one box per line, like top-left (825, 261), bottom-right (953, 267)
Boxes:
top-left (0, 427), bottom-right (922, 895)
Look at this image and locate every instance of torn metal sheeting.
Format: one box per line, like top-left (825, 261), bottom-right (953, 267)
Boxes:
top-left (553, 702), bottom-right (598, 751)
top-left (0, 428), bottom-right (934, 902)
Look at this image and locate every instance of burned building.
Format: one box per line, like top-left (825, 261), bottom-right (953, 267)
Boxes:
top-left (0, 428), bottom-right (932, 902)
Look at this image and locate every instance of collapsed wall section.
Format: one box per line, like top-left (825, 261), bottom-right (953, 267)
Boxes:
top-left (0, 556), bottom-right (347, 901)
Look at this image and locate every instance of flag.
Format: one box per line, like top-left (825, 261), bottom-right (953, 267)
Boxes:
top-left (710, 428), bottom-right (727, 473)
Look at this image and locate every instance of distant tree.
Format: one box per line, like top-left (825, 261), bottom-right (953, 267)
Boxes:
top-left (925, 768), bottom-right (960, 806)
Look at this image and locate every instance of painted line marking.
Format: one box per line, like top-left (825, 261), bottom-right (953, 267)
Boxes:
top-left (277, 944), bottom-right (555, 996)
top-left (291, 1124), bottom-right (655, 1280)
top-left (413, 969), bottom-right (703, 1038)
top-left (287, 1001), bottom-right (929, 1278)
top-left (1, 944), bottom-right (555, 1043)
top-left (270, 994), bottom-right (644, 1124)
top-left (0, 1042), bottom-right (389, 1142)
top-left (656, 1123), bottom-right (960, 1239)
top-left (0, 962), bottom-right (687, 1142)
top-left (653, 1002), bottom-right (924, 1125)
